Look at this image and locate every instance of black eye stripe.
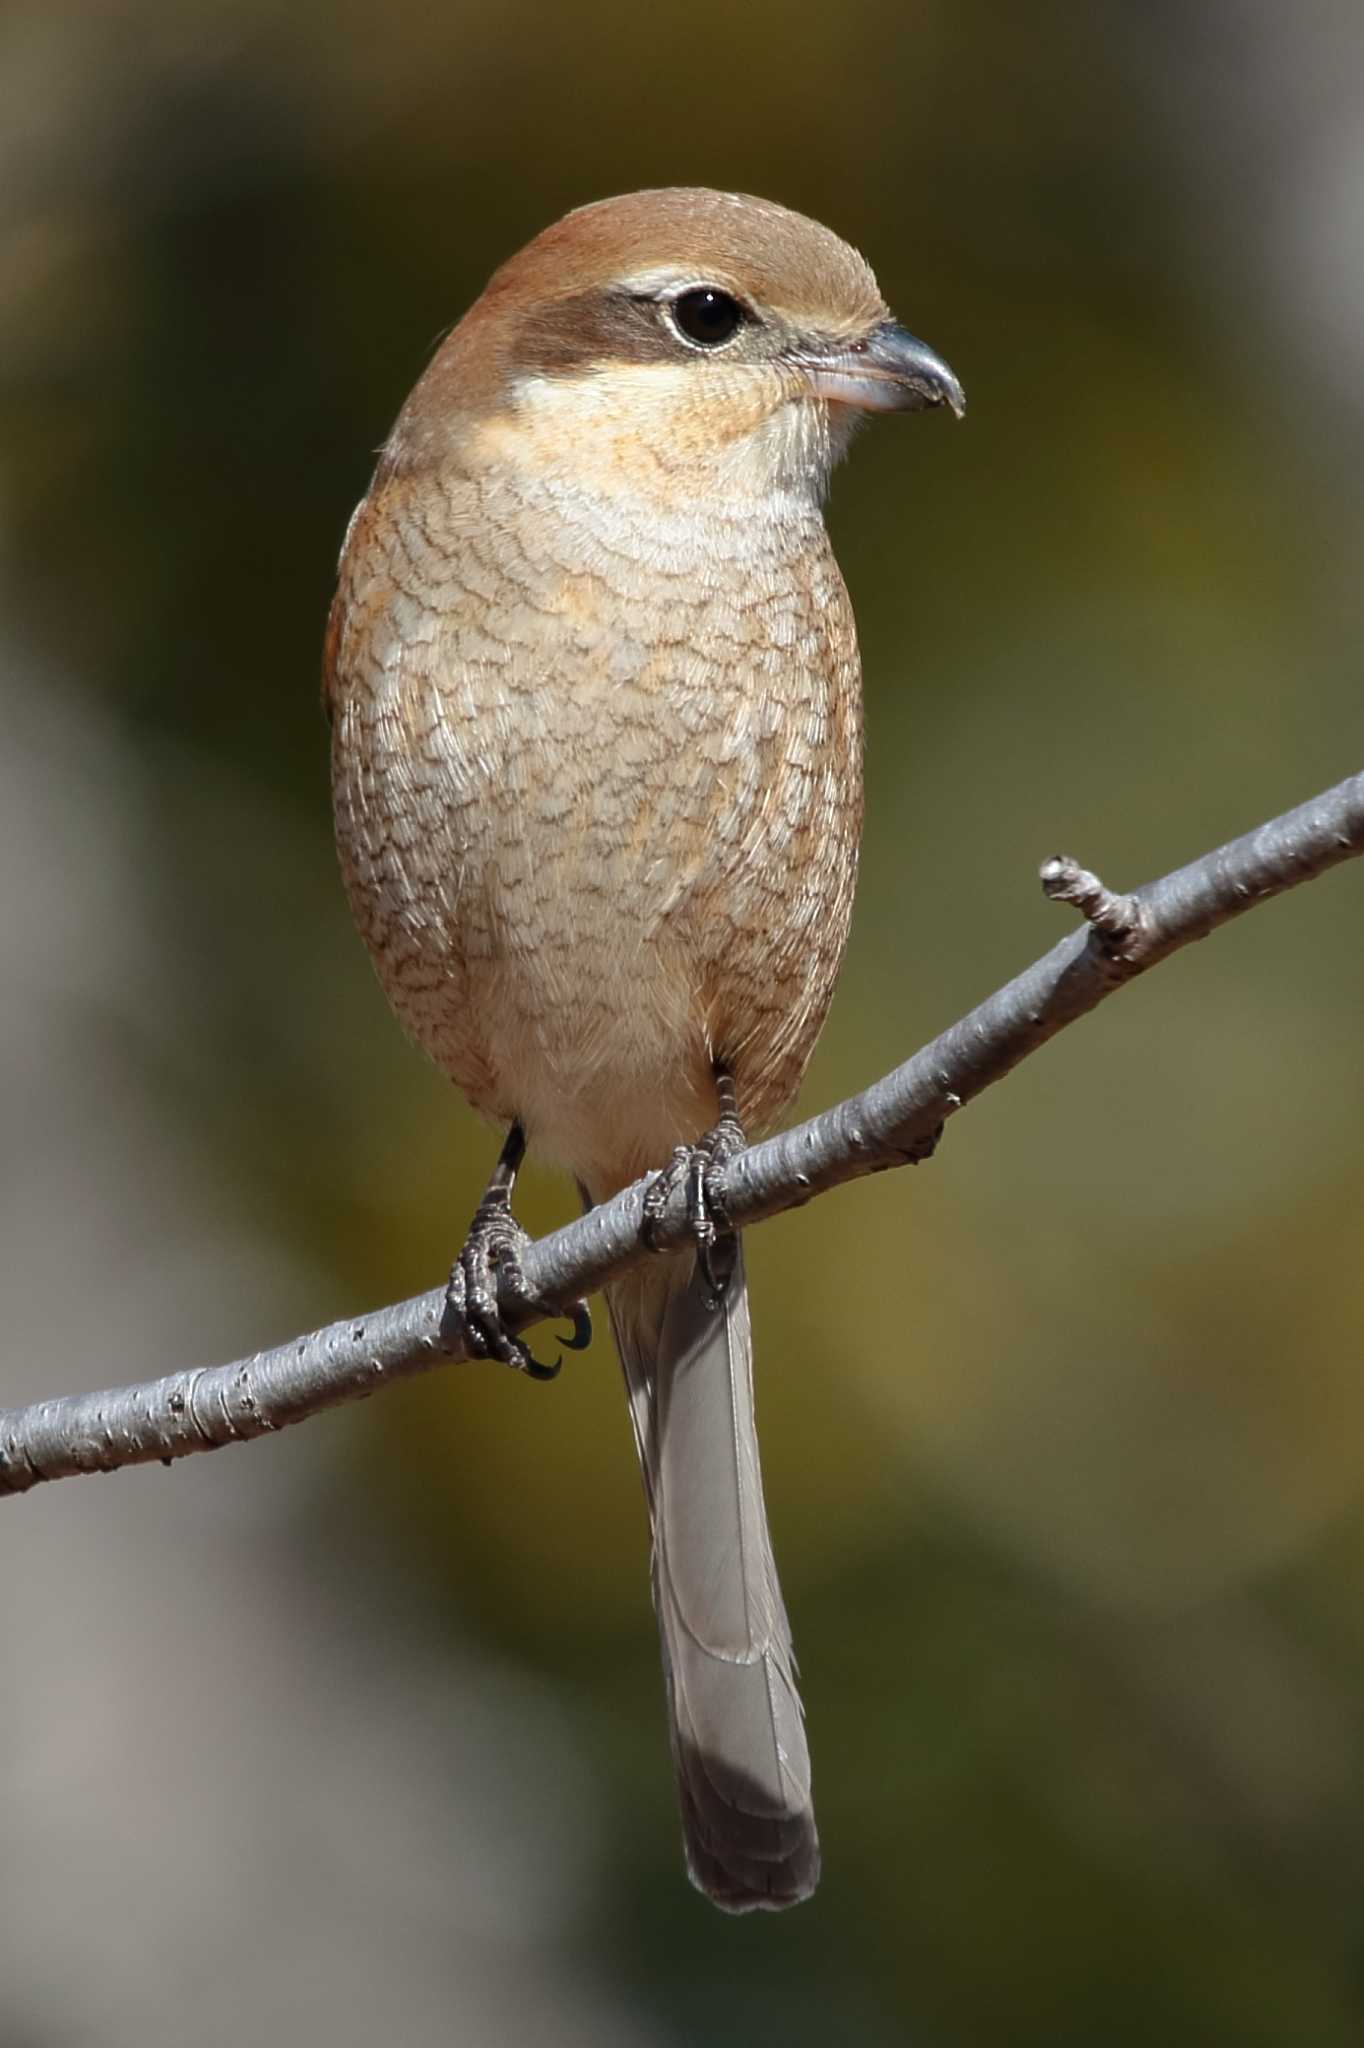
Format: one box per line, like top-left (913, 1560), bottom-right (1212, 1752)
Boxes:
top-left (517, 284), bottom-right (753, 381)
top-left (670, 287), bottom-right (746, 348)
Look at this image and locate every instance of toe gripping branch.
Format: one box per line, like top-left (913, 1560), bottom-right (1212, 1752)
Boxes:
top-left (442, 1123), bottom-right (592, 1381)
top-left (641, 1070), bottom-right (746, 1310)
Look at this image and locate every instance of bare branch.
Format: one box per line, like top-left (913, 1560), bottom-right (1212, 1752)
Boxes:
top-left (3, 768), bottom-right (1360, 1499)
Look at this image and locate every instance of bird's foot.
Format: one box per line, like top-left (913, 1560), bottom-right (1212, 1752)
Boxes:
top-left (642, 1106), bottom-right (746, 1310)
top-left (443, 1165), bottom-right (591, 1382)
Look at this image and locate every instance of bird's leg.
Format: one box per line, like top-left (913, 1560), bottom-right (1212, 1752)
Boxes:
top-left (443, 1122), bottom-right (592, 1381)
top-left (642, 1069), bottom-right (746, 1309)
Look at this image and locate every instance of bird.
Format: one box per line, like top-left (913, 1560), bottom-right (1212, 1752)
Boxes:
top-left (325, 188), bottom-right (962, 1911)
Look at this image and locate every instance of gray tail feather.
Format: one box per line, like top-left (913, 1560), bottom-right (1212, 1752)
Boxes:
top-left (607, 1239), bottom-right (819, 1911)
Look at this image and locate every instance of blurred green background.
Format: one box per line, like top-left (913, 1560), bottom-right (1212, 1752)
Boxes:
top-left (4, 1), bottom-right (1364, 2041)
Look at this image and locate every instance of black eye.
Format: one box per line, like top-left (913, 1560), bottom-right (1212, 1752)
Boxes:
top-left (671, 287), bottom-right (745, 348)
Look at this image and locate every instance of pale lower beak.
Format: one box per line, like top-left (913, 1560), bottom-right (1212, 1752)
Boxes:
top-left (801, 321), bottom-right (965, 417)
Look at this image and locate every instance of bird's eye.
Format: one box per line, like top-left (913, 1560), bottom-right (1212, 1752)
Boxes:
top-left (670, 287), bottom-right (746, 349)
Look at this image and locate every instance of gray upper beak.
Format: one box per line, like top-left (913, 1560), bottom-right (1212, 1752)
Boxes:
top-left (802, 321), bottom-right (965, 418)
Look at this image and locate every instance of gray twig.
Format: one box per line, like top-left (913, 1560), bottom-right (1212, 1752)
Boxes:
top-left (1039, 855), bottom-right (1144, 951)
top-left (2, 768), bottom-right (1361, 1499)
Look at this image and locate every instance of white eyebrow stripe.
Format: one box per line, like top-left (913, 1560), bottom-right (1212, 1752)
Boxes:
top-left (613, 269), bottom-right (737, 298)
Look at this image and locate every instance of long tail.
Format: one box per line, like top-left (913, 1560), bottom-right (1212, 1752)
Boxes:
top-left (607, 1239), bottom-right (819, 1911)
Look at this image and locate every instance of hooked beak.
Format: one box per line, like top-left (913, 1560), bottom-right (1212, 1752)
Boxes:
top-left (800, 321), bottom-right (965, 418)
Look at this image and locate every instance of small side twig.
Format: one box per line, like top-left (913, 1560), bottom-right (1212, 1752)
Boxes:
top-left (1040, 855), bottom-right (1145, 953)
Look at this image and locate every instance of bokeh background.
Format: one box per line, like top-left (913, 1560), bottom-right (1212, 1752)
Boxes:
top-left (4, 1), bottom-right (1364, 2040)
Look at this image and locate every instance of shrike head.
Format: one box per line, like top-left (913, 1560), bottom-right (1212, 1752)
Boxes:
top-left (388, 188), bottom-right (963, 507)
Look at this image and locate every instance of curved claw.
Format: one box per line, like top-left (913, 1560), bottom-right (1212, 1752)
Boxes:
top-left (513, 1302), bottom-right (590, 1376)
top-left (515, 1294), bottom-right (590, 1376)
top-left (517, 1292), bottom-right (592, 1364)
top-left (696, 1233), bottom-right (733, 1314)
top-left (561, 1300), bottom-right (593, 1352)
